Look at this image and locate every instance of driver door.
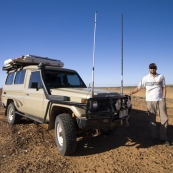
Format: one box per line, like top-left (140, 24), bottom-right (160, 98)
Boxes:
top-left (23, 70), bottom-right (44, 119)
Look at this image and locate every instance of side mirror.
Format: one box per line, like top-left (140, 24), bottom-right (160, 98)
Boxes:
top-left (31, 82), bottom-right (39, 90)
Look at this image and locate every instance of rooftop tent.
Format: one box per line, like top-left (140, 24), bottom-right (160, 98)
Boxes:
top-left (2, 54), bottom-right (64, 71)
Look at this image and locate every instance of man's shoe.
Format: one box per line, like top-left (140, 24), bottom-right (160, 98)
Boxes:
top-left (160, 140), bottom-right (171, 146)
top-left (152, 138), bottom-right (159, 145)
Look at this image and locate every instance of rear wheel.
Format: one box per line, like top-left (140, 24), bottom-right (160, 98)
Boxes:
top-left (55, 113), bottom-right (76, 156)
top-left (7, 102), bottom-right (21, 124)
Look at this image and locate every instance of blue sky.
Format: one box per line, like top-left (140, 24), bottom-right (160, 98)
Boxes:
top-left (0, 0), bottom-right (173, 87)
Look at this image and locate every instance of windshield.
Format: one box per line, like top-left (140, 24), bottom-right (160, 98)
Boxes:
top-left (43, 69), bottom-right (87, 88)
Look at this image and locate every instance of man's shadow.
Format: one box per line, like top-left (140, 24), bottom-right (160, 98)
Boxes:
top-left (73, 109), bottom-right (173, 156)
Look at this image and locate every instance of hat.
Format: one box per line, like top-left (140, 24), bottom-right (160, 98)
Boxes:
top-left (149, 63), bottom-right (157, 69)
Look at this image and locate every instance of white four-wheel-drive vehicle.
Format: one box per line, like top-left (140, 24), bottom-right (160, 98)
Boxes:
top-left (1, 54), bottom-right (131, 155)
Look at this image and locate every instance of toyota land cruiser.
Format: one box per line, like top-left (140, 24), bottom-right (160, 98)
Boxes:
top-left (1, 54), bottom-right (131, 155)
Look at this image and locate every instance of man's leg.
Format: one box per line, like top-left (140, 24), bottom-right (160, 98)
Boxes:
top-left (158, 100), bottom-right (168, 140)
top-left (146, 101), bottom-right (158, 140)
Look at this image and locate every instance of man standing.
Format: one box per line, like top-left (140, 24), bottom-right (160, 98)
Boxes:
top-left (130, 63), bottom-right (170, 146)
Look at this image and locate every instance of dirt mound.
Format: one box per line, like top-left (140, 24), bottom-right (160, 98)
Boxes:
top-left (0, 98), bottom-right (173, 173)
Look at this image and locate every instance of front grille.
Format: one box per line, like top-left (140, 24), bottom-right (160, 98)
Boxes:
top-left (97, 99), bottom-right (112, 111)
top-left (87, 97), bottom-right (121, 112)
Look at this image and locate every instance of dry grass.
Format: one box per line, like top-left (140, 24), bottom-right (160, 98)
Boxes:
top-left (0, 88), bottom-right (2, 101)
top-left (0, 86), bottom-right (172, 108)
top-left (99, 85), bottom-right (173, 99)
top-left (99, 86), bottom-right (173, 109)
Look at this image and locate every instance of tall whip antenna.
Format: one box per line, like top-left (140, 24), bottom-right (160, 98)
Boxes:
top-left (121, 13), bottom-right (124, 94)
top-left (92, 11), bottom-right (97, 97)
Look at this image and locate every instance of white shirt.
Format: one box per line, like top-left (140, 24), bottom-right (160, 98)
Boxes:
top-left (138, 73), bottom-right (166, 101)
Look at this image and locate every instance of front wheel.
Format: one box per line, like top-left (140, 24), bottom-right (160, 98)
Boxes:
top-left (55, 113), bottom-right (76, 156)
top-left (7, 102), bottom-right (21, 124)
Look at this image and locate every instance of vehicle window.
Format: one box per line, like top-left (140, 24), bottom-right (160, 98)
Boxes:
top-left (5, 72), bottom-right (15, 85)
top-left (44, 69), bottom-right (86, 88)
top-left (67, 75), bottom-right (81, 86)
top-left (28, 71), bottom-right (42, 89)
top-left (14, 70), bottom-right (26, 84)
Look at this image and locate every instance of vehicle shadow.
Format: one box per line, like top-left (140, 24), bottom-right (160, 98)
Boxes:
top-left (73, 109), bottom-right (173, 156)
top-left (20, 118), bottom-right (37, 124)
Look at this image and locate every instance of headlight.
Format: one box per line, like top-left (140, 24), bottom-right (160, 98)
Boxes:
top-left (115, 99), bottom-right (121, 110)
top-left (92, 101), bottom-right (98, 109)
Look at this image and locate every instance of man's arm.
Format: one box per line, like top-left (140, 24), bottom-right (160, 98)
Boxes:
top-left (129, 86), bottom-right (141, 96)
top-left (162, 75), bottom-right (166, 99)
top-left (162, 87), bottom-right (166, 99)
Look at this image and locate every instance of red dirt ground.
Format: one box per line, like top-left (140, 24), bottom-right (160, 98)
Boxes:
top-left (0, 91), bottom-right (173, 173)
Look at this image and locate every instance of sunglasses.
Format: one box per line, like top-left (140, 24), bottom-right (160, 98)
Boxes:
top-left (150, 67), bottom-right (156, 69)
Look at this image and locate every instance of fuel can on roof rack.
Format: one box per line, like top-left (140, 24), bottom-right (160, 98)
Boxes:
top-left (2, 54), bottom-right (64, 71)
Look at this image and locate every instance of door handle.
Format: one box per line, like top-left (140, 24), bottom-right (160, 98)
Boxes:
top-left (26, 94), bottom-right (29, 96)
top-left (4, 92), bottom-right (6, 94)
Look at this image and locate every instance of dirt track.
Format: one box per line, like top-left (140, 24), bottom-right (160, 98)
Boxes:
top-left (0, 94), bottom-right (173, 172)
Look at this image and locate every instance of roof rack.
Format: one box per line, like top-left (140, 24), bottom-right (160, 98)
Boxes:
top-left (2, 54), bottom-right (64, 71)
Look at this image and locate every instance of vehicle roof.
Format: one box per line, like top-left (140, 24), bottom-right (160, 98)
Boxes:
top-left (7, 64), bottom-right (77, 73)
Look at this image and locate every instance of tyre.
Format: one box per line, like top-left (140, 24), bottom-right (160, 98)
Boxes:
top-left (55, 113), bottom-right (76, 155)
top-left (7, 102), bottom-right (21, 124)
